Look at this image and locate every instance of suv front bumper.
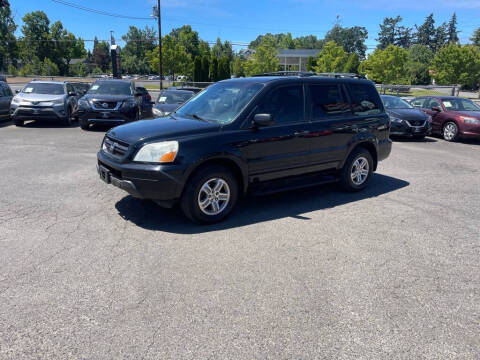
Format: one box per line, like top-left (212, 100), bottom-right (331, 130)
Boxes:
top-left (97, 150), bottom-right (188, 206)
top-left (77, 107), bottom-right (137, 124)
top-left (10, 104), bottom-right (67, 121)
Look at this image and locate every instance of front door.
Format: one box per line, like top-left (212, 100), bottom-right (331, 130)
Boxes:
top-left (422, 98), bottom-right (444, 133)
top-left (244, 84), bottom-right (311, 182)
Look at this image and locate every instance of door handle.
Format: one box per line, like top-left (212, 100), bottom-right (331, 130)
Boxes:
top-left (294, 130), bottom-right (310, 136)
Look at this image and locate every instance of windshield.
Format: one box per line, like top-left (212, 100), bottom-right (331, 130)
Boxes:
top-left (441, 98), bottom-right (480, 111)
top-left (23, 83), bottom-right (65, 95)
top-left (382, 96), bottom-right (413, 109)
top-left (157, 91), bottom-right (193, 105)
top-left (176, 81), bottom-right (264, 124)
top-left (88, 82), bottom-right (132, 96)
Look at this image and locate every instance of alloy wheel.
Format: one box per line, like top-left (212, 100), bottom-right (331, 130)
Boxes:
top-left (443, 123), bottom-right (457, 141)
top-left (351, 156), bottom-right (369, 186)
top-left (197, 178), bottom-right (230, 216)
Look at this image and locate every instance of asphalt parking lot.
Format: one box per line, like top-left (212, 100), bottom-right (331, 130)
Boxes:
top-left (0, 120), bottom-right (479, 359)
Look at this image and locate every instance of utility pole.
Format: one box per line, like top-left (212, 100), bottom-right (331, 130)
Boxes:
top-left (153, 1), bottom-right (163, 89)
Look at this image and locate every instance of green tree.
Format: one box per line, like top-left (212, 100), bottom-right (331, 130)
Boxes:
top-left (21, 11), bottom-right (52, 63)
top-left (433, 22), bottom-right (449, 53)
top-left (377, 16), bottom-right (402, 49)
top-left (121, 55), bottom-right (150, 75)
top-left (470, 27), bottom-right (480, 47)
top-left (343, 53), bottom-right (360, 73)
top-left (315, 41), bottom-right (348, 73)
top-left (92, 37), bottom-right (110, 72)
top-left (169, 25), bottom-right (200, 59)
top-left (306, 56), bottom-right (317, 71)
top-left (201, 55), bottom-right (210, 81)
top-left (447, 13), bottom-right (459, 43)
top-left (50, 21), bottom-right (86, 75)
top-left (432, 43), bottom-right (480, 87)
top-left (244, 44), bottom-right (278, 76)
top-left (0, 2), bottom-right (17, 71)
top-left (232, 57), bottom-right (245, 77)
top-left (210, 57), bottom-right (219, 82)
top-left (8, 63), bottom-right (17, 76)
top-left (70, 62), bottom-right (88, 77)
top-left (281, 32), bottom-right (295, 49)
top-left (193, 56), bottom-right (202, 82)
top-left (147, 35), bottom-right (191, 80)
top-left (406, 44), bottom-right (434, 85)
top-left (395, 26), bottom-right (413, 48)
top-left (122, 26), bottom-right (156, 59)
top-left (415, 14), bottom-right (436, 51)
top-left (217, 57), bottom-right (231, 80)
top-left (294, 35), bottom-right (323, 49)
top-left (324, 24), bottom-right (368, 58)
top-left (359, 44), bottom-right (408, 84)
top-left (41, 57), bottom-right (59, 76)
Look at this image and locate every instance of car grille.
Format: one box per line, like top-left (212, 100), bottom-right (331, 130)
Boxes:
top-left (406, 120), bottom-right (426, 127)
top-left (93, 101), bottom-right (118, 110)
top-left (103, 137), bottom-right (129, 158)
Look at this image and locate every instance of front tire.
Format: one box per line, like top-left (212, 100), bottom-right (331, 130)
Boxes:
top-left (79, 118), bottom-right (90, 130)
top-left (13, 118), bottom-right (24, 127)
top-left (443, 121), bottom-right (458, 142)
top-left (180, 165), bottom-right (238, 224)
top-left (340, 147), bottom-right (373, 192)
top-left (63, 106), bottom-right (72, 126)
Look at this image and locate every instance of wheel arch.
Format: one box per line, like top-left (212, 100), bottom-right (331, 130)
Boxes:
top-left (343, 141), bottom-right (378, 172)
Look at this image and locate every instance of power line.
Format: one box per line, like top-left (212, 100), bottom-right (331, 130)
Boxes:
top-left (51, 0), bottom-right (153, 20)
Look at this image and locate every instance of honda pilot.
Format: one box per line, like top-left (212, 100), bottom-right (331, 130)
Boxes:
top-left (97, 75), bottom-right (392, 223)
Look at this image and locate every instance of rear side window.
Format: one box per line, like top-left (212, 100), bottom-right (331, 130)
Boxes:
top-left (257, 85), bottom-right (304, 125)
top-left (348, 84), bottom-right (382, 116)
top-left (411, 98), bottom-right (425, 108)
top-left (426, 98), bottom-right (442, 109)
top-left (309, 85), bottom-right (350, 120)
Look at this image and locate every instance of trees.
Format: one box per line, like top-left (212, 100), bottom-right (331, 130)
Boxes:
top-left (406, 44), bottom-right (434, 84)
top-left (343, 53), bottom-right (360, 73)
top-left (41, 57), bottom-right (59, 76)
top-left (170, 25), bottom-right (200, 59)
top-left (324, 24), bottom-right (368, 58)
top-left (432, 43), bottom-right (480, 87)
top-left (306, 56), bottom-right (317, 71)
top-left (315, 41), bottom-right (347, 73)
top-left (217, 57), bottom-right (231, 80)
top-left (447, 13), bottom-right (459, 43)
top-left (201, 55), bottom-right (210, 81)
top-left (433, 22), bottom-right (449, 53)
top-left (244, 44), bottom-right (278, 76)
top-left (209, 57), bottom-right (219, 82)
top-left (359, 44), bottom-right (408, 84)
top-left (193, 56), bottom-right (202, 82)
top-left (147, 35), bottom-right (191, 80)
top-left (377, 16), bottom-right (402, 49)
top-left (232, 57), bottom-right (245, 77)
top-left (50, 21), bottom-right (86, 75)
top-left (92, 37), bottom-right (110, 73)
top-left (21, 11), bottom-right (52, 63)
top-left (415, 14), bottom-right (436, 51)
top-left (0, 2), bottom-right (17, 72)
top-left (121, 26), bottom-right (156, 74)
top-left (293, 35), bottom-right (323, 49)
top-left (470, 27), bottom-right (480, 47)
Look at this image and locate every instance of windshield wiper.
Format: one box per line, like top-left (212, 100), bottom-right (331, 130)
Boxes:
top-left (186, 113), bottom-right (206, 121)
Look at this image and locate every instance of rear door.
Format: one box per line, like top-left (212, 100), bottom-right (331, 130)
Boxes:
top-left (244, 83), bottom-right (312, 181)
top-left (305, 83), bottom-right (354, 169)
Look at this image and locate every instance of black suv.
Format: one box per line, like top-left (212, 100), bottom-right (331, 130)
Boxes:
top-left (76, 79), bottom-right (143, 130)
top-left (97, 75), bottom-right (392, 223)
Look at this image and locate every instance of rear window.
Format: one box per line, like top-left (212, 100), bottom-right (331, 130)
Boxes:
top-left (348, 84), bottom-right (382, 116)
top-left (309, 85), bottom-right (350, 119)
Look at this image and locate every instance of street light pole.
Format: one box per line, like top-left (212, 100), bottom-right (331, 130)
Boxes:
top-left (157, 0), bottom-right (163, 90)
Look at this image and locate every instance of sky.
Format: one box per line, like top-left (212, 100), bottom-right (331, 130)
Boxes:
top-left (8, 0), bottom-right (480, 52)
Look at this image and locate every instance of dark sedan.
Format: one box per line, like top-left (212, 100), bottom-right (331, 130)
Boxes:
top-left (381, 95), bottom-right (432, 138)
top-left (152, 89), bottom-right (194, 118)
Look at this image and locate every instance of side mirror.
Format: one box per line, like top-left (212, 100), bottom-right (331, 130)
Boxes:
top-left (431, 106), bottom-right (442, 112)
top-left (253, 113), bottom-right (274, 127)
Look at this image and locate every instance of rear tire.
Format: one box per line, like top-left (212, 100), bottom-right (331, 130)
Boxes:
top-left (340, 147), bottom-right (373, 192)
top-left (13, 118), bottom-right (24, 127)
top-left (180, 165), bottom-right (238, 224)
top-left (63, 107), bottom-right (72, 126)
top-left (79, 118), bottom-right (90, 130)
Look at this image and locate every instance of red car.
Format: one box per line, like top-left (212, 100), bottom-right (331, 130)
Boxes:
top-left (411, 96), bottom-right (480, 141)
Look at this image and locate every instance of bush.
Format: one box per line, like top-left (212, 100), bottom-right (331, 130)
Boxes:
top-left (7, 64), bottom-right (17, 76)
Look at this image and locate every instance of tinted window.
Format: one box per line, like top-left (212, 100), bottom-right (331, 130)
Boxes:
top-left (157, 90), bottom-right (193, 104)
top-left (426, 98), bottom-right (442, 109)
top-left (257, 85), bottom-right (304, 125)
top-left (309, 85), bottom-right (350, 119)
top-left (441, 98), bottom-right (480, 111)
top-left (381, 96), bottom-right (413, 109)
top-left (348, 84), bottom-right (382, 116)
top-left (87, 81), bottom-right (133, 96)
top-left (23, 83), bottom-right (65, 95)
top-left (411, 98), bottom-right (426, 108)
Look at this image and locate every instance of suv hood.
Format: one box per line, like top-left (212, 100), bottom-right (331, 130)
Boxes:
top-left (107, 115), bottom-right (221, 144)
top-left (386, 108), bottom-right (427, 121)
top-left (83, 94), bottom-right (134, 102)
top-left (15, 93), bottom-right (65, 102)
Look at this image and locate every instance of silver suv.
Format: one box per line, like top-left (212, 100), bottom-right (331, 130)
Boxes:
top-left (10, 80), bottom-right (79, 126)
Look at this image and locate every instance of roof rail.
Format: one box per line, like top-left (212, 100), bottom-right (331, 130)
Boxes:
top-left (316, 72), bottom-right (366, 79)
top-left (252, 71), bottom-right (316, 77)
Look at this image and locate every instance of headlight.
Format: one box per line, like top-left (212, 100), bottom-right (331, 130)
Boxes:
top-left (77, 99), bottom-right (90, 109)
top-left (133, 141), bottom-right (178, 163)
top-left (152, 107), bottom-right (163, 116)
top-left (122, 99), bottom-right (136, 108)
top-left (11, 97), bottom-right (20, 104)
top-left (462, 117), bottom-right (480, 125)
top-left (52, 98), bottom-right (64, 105)
top-left (390, 116), bottom-right (403, 123)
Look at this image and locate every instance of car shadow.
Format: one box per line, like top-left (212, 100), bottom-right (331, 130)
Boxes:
top-left (0, 119), bottom-right (12, 128)
top-left (114, 173), bottom-right (409, 234)
top-left (21, 120), bottom-right (79, 129)
top-left (391, 136), bottom-right (437, 143)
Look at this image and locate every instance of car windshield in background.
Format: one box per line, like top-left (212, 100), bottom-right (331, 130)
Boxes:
top-left (23, 83), bottom-right (65, 95)
top-left (87, 82), bottom-right (132, 96)
top-left (382, 96), bottom-right (413, 109)
top-left (176, 81), bottom-right (264, 124)
top-left (157, 91), bottom-right (193, 104)
top-left (442, 98), bottom-right (480, 111)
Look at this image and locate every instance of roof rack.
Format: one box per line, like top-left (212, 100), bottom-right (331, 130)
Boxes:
top-left (316, 72), bottom-right (366, 79)
top-left (253, 71), bottom-right (316, 77)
